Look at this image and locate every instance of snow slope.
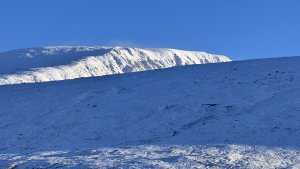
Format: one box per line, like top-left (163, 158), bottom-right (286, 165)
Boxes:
top-left (0, 46), bottom-right (230, 85)
top-left (1, 56), bottom-right (300, 168)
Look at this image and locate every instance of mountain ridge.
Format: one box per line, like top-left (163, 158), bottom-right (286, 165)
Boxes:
top-left (0, 46), bottom-right (230, 85)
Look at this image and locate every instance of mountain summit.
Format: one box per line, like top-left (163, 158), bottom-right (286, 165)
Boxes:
top-left (0, 46), bottom-right (230, 85)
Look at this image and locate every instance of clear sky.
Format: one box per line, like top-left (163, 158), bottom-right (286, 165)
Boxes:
top-left (0, 0), bottom-right (300, 60)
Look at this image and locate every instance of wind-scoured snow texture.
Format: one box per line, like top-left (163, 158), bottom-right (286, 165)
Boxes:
top-left (0, 46), bottom-right (230, 85)
top-left (2, 145), bottom-right (300, 169)
top-left (1, 56), bottom-right (300, 168)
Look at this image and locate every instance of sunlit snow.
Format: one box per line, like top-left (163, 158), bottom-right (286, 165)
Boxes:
top-left (0, 46), bottom-right (230, 85)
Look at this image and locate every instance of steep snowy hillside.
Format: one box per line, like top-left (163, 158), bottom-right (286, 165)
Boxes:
top-left (0, 46), bottom-right (230, 85)
top-left (1, 56), bottom-right (300, 168)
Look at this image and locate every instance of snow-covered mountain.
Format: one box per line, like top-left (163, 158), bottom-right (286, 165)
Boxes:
top-left (0, 46), bottom-right (230, 85)
top-left (1, 55), bottom-right (300, 168)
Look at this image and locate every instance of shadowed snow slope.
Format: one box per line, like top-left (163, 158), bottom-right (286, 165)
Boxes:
top-left (1, 56), bottom-right (300, 168)
top-left (0, 46), bottom-right (230, 85)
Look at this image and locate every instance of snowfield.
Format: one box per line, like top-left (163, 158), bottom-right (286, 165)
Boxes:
top-left (2, 145), bottom-right (300, 168)
top-left (0, 46), bottom-right (230, 85)
top-left (1, 52), bottom-right (300, 168)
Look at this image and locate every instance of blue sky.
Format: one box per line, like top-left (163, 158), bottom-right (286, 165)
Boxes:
top-left (0, 0), bottom-right (300, 60)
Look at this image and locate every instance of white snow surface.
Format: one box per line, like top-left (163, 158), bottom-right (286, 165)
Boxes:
top-left (0, 46), bottom-right (230, 85)
top-left (1, 55), bottom-right (300, 168)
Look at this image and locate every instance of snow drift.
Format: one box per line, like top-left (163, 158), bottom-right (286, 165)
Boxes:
top-left (0, 46), bottom-right (230, 85)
